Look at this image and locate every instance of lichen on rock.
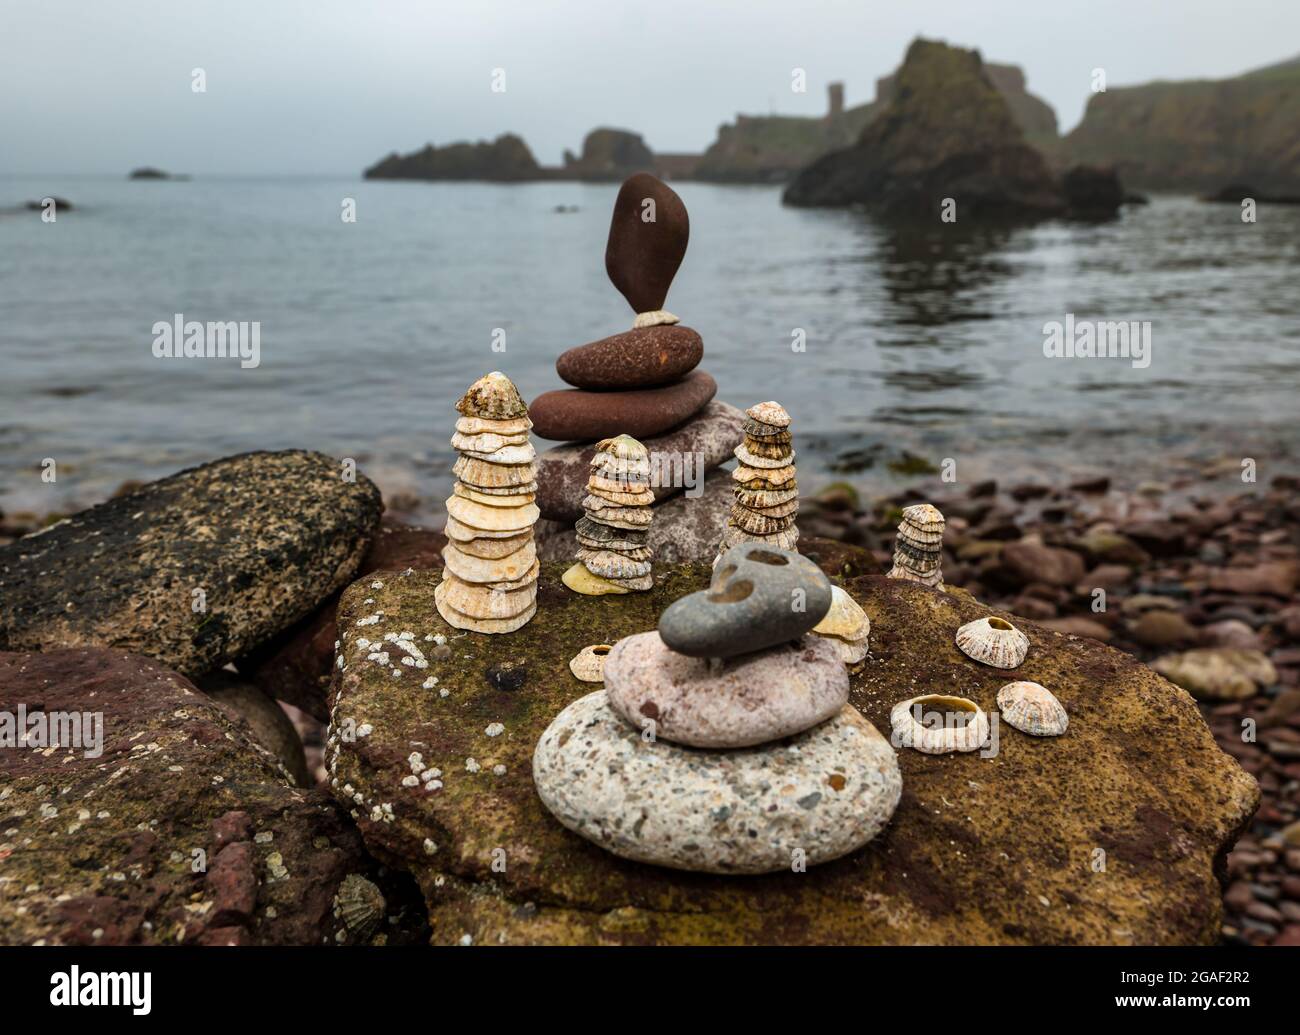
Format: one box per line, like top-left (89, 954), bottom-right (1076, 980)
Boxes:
top-left (327, 561), bottom-right (1256, 945)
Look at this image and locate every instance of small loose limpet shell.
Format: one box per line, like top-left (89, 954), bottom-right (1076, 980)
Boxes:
top-left (997, 681), bottom-right (1068, 736)
top-left (569, 644), bottom-right (613, 682)
top-left (955, 616), bottom-right (1029, 669)
top-left (333, 874), bottom-right (386, 943)
top-left (890, 694), bottom-right (990, 754)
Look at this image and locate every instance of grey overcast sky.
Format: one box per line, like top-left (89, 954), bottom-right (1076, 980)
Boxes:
top-left (2, 0), bottom-right (1296, 176)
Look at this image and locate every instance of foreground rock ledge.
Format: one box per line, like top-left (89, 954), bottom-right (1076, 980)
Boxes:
top-left (0, 649), bottom-right (425, 945)
top-left (328, 564), bottom-right (1257, 945)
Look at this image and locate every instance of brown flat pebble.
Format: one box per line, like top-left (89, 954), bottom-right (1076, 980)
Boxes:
top-left (557, 325), bottom-right (702, 390)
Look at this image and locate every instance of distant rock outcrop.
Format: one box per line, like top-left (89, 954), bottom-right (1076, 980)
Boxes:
top-left (363, 133), bottom-right (542, 181)
top-left (1061, 54), bottom-right (1300, 193)
top-left (783, 39), bottom-right (1070, 219)
top-left (562, 127), bottom-right (656, 180)
top-left (129, 167), bottom-right (179, 180)
top-left (694, 87), bottom-right (881, 184)
top-left (696, 63), bottom-right (1056, 184)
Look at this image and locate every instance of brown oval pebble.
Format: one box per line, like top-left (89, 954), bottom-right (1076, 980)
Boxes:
top-left (556, 325), bottom-right (702, 390)
top-left (529, 370), bottom-right (717, 443)
top-left (605, 173), bottom-right (689, 314)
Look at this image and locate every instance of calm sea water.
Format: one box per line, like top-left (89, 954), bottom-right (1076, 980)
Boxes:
top-left (3, 176), bottom-right (1299, 520)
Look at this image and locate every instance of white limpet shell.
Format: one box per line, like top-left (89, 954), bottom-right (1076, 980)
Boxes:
top-left (719, 522), bottom-right (798, 552)
top-left (586, 483), bottom-right (656, 507)
top-left (900, 502), bottom-right (945, 533)
top-left (569, 644), bottom-right (613, 683)
top-left (449, 530), bottom-right (532, 558)
top-left (826, 633), bottom-right (869, 664)
top-left (450, 430), bottom-right (530, 454)
top-left (436, 584), bottom-right (536, 633)
top-left (445, 495), bottom-right (539, 532)
top-left (744, 497), bottom-right (800, 519)
top-left (581, 496), bottom-right (653, 523)
top-left (956, 616), bottom-right (1029, 669)
top-left (813, 585), bottom-right (870, 641)
top-left (442, 541), bottom-right (537, 584)
top-left (438, 573), bottom-right (536, 619)
top-left (632, 309), bottom-right (679, 329)
top-left (590, 454), bottom-right (651, 479)
top-left (734, 486), bottom-right (799, 509)
top-left (734, 444), bottom-right (796, 470)
top-left (455, 415), bottom-right (532, 436)
top-left (732, 462), bottom-right (797, 486)
top-left (996, 681), bottom-right (1068, 736)
top-left (463, 481), bottom-right (539, 497)
top-left (588, 472), bottom-right (650, 495)
top-left (453, 455), bottom-right (536, 488)
top-left (576, 548), bottom-right (652, 580)
top-left (746, 400), bottom-right (791, 428)
top-left (890, 694), bottom-right (990, 754)
top-left (458, 442), bottom-right (537, 465)
top-left (453, 483), bottom-right (537, 508)
top-left (445, 515), bottom-right (537, 542)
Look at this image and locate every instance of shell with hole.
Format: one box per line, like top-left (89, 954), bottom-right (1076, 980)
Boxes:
top-left (569, 644), bottom-right (613, 683)
top-left (956, 616), bottom-right (1029, 669)
top-left (890, 694), bottom-right (990, 754)
top-left (996, 681), bottom-right (1068, 736)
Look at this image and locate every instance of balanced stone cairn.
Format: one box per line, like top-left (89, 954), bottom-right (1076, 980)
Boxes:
top-left (563, 434), bottom-right (654, 595)
top-left (533, 543), bottom-right (902, 874)
top-left (435, 372), bottom-right (540, 633)
top-left (886, 503), bottom-right (945, 588)
top-left (719, 401), bottom-right (798, 556)
top-left (530, 173), bottom-right (717, 447)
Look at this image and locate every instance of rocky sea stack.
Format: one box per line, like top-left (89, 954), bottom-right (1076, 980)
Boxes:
top-left (784, 38), bottom-right (1119, 221)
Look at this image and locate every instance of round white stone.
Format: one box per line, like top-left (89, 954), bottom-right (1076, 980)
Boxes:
top-left (532, 692), bottom-right (902, 874)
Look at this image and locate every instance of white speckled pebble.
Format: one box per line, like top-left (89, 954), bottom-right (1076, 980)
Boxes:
top-left (532, 691), bottom-right (901, 874)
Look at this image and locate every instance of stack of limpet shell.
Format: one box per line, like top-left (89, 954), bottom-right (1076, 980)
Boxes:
top-left (532, 544), bottom-right (902, 874)
top-left (436, 372), bottom-right (540, 634)
top-left (887, 502), bottom-right (945, 588)
top-left (529, 174), bottom-right (718, 444)
top-left (719, 401), bottom-right (798, 555)
top-left (563, 435), bottom-right (654, 595)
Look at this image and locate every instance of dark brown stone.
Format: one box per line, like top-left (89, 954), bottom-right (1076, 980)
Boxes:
top-left (529, 369), bottom-right (717, 443)
top-left (604, 173), bottom-right (689, 313)
top-left (556, 325), bottom-right (702, 389)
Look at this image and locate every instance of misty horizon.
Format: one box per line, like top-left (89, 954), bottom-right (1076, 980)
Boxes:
top-left (3, 0), bottom-right (1297, 177)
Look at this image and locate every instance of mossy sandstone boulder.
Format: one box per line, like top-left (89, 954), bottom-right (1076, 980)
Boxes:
top-left (0, 450), bottom-right (381, 679)
top-left (327, 563), bottom-right (1256, 945)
